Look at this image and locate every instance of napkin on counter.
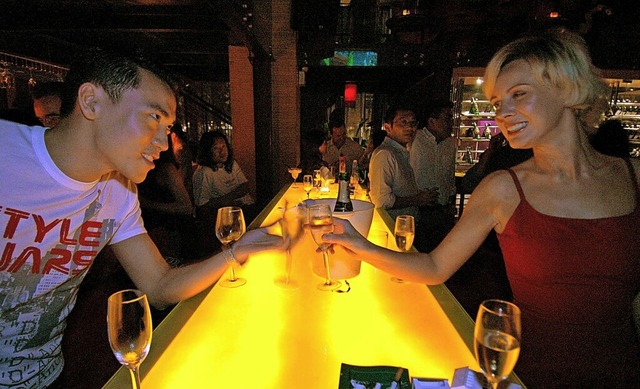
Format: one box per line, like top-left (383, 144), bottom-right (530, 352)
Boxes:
top-left (411, 377), bottom-right (450, 389)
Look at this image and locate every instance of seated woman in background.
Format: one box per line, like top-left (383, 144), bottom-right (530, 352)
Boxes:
top-left (138, 124), bottom-right (197, 264)
top-left (193, 131), bottom-right (255, 254)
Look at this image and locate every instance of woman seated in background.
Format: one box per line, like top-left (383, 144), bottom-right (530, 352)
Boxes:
top-left (193, 131), bottom-right (255, 254)
top-left (138, 124), bottom-right (197, 264)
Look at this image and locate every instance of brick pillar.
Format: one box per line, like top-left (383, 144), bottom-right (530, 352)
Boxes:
top-left (269, 0), bottom-right (300, 193)
top-left (228, 45), bottom-right (257, 200)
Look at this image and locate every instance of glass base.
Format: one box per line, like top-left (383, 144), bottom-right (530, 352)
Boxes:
top-left (317, 280), bottom-right (342, 291)
top-left (390, 277), bottom-right (406, 283)
top-left (220, 277), bottom-right (247, 288)
top-left (274, 277), bottom-right (299, 290)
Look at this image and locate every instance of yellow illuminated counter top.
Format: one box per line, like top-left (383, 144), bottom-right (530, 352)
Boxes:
top-left (104, 184), bottom-right (522, 388)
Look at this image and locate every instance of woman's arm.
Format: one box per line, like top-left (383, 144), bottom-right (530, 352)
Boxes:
top-left (324, 171), bottom-right (514, 284)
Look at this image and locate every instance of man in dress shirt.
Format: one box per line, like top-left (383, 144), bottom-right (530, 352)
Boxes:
top-left (323, 116), bottom-right (363, 175)
top-left (368, 105), bottom-right (437, 222)
top-left (410, 100), bottom-right (456, 251)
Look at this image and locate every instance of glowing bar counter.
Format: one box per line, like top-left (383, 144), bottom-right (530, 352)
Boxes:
top-left (103, 184), bottom-right (521, 388)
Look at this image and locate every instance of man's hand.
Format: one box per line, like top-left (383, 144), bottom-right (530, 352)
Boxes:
top-left (417, 187), bottom-right (439, 206)
top-left (232, 224), bottom-right (288, 264)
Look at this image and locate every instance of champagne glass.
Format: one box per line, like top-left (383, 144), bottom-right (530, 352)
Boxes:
top-left (274, 202), bottom-right (306, 289)
top-left (391, 215), bottom-right (415, 283)
top-left (107, 289), bottom-right (152, 389)
top-left (303, 174), bottom-right (314, 199)
top-left (474, 300), bottom-right (521, 389)
top-left (288, 167), bottom-right (302, 188)
top-left (216, 206), bottom-right (247, 287)
top-left (308, 204), bottom-right (341, 291)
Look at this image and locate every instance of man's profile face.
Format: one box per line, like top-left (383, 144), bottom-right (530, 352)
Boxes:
top-left (93, 68), bottom-right (177, 183)
top-left (331, 126), bottom-right (347, 148)
top-left (33, 95), bottom-right (62, 128)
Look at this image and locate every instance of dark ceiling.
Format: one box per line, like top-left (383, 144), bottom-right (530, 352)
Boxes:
top-left (1, 0), bottom-right (639, 86)
top-left (0, 0), bottom-right (260, 83)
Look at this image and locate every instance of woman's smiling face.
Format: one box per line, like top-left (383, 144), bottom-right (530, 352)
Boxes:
top-left (490, 59), bottom-right (569, 150)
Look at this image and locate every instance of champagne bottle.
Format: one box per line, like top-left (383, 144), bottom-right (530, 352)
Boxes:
top-left (473, 122), bottom-right (481, 139)
top-left (470, 97), bottom-right (479, 115)
top-left (350, 160), bottom-right (359, 195)
top-left (334, 155), bottom-right (353, 212)
top-left (483, 123), bottom-right (492, 139)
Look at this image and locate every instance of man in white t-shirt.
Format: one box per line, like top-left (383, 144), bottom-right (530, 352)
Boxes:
top-left (0, 48), bottom-right (283, 388)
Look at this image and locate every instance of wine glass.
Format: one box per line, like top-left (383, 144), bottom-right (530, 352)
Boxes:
top-left (308, 204), bottom-right (341, 291)
top-left (288, 167), bottom-right (302, 188)
top-left (216, 206), bottom-right (247, 287)
top-left (107, 289), bottom-right (152, 389)
top-left (474, 299), bottom-right (521, 389)
top-left (391, 215), bottom-right (415, 283)
top-left (274, 202), bottom-right (306, 289)
top-left (302, 174), bottom-right (314, 199)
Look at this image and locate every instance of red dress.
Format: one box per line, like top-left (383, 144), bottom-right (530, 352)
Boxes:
top-left (497, 162), bottom-right (640, 388)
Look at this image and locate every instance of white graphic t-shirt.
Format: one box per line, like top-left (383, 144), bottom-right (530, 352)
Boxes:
top-left (0, 120), bottom-right (146, 388)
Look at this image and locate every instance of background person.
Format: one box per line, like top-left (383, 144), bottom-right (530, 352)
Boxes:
top-left (31, 81), bottom-right (63, 128)
top-left (323, 111), bottom-right (363, 175)
top-left (368, 104), bottom-right (437, 221)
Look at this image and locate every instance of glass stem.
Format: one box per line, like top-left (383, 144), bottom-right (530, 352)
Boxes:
top-left (129, 365), bottom-right (141, 389)
top-left (322, 250), bottom-right (332, 285)
top-left (225, 244), bottom-right (237, 281)
top-left (285, 249), bottom-right (293, 284)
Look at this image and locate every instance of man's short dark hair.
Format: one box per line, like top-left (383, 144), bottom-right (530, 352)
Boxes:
top-left (60, 47), bottom-right (177, 117)
top-left (384, 104), bottom-right (416, 124)
top-left (31, 81), bottom-right (64, 100)
top-left (328, 109), bottom-right (345, 130)
top-left (424, 99), bottom-right (453, 120)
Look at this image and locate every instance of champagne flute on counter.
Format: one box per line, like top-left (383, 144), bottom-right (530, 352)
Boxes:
top-left (303, 174), bottom-right (314, 199)
top-left (391, 215), bottom-right (414, 283)
top-left (216, 206), bottom-right (247, 287)
top-left (107, 289), bottom-right (152, 389)
top-left (308, 204), bottom-right (341, 291)
top-left (474, 299), bottom-right (521, 389)
top-left (274, 201), bottom-right (305, 289)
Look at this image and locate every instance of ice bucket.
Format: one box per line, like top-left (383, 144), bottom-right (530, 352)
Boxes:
top-left (302, 198), bottom-right (374, 280)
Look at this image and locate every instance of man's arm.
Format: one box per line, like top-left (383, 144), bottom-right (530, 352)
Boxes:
top-left (111, 228), bottom-right (285, 309)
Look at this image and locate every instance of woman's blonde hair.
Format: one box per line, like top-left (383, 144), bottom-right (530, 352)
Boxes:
top-left (483, 28), bottom-right (608, 134)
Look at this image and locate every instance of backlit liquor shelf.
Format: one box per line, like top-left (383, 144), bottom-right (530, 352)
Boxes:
top-left (103, 184), bottom-right (525, 388)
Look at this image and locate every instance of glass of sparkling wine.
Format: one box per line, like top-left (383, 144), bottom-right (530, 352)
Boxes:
top-left (216, 206), bottom-right (247, 287)
top-left (391, 215), bottom-right (414, 283)
top-left (107, 289), bottom-right (152, 389)
top-left (303, 174), bottom-right (314, 199)
top-left (474, 299), bottom-right (521, 389)
top-left (308, 204), bottom-right (341, 291)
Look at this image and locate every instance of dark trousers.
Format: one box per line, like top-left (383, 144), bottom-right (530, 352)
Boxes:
top-left (414, 204), bottom-right (456, 253)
